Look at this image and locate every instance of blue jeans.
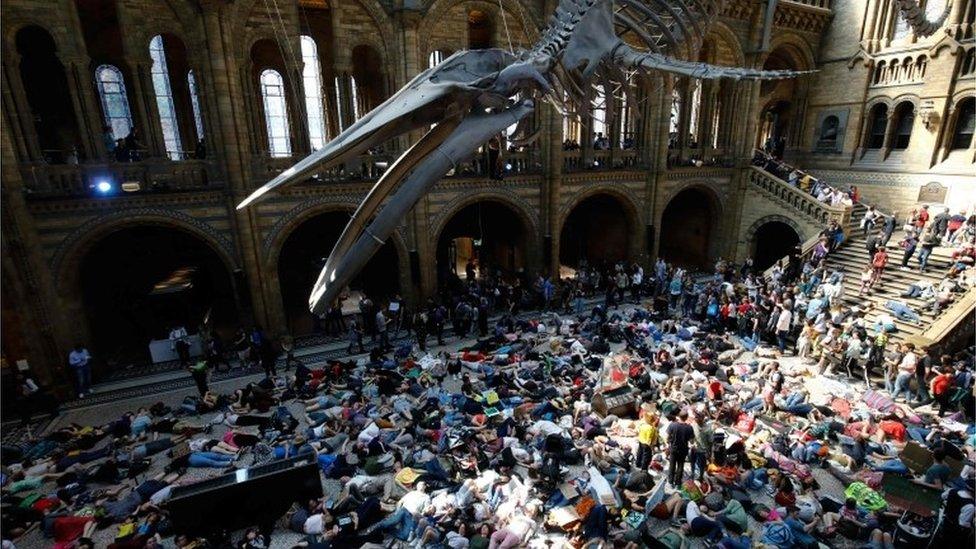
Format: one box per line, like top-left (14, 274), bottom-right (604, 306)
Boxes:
top-left (742, 398), bottom-right (763, 412)
top-left (885, 301), bottom-right (920, 324)
top-left (73, 364), bottom-right (92, 395)
top-left (188, 452), bottom-right (234, 468)
top-left (372, 507), bottom-right (417, 540)
top-left (776, 330), bottom-right (788, 353)
top-left (891, 373), bottom-right (913, 401)
top-left (917, 247), bottom-right (933, 271)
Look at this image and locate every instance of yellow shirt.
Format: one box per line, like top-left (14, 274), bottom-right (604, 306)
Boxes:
top-left (638, 423), bottom-right (658, 445)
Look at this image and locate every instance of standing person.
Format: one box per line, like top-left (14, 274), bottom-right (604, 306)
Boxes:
top-left (861, 206), bottom-right (880, 238)
top-left (891, 343), bottom-right (918, 402)
top-left (375, 308), bottom-right (390, 351)
top-left (880, 214), bottom-right (897, 246)
top-left (432, 302), bottom-right (446, 345)
top-left (932, 207), bottom-right (951, 239)
top-left (775, 303), bottom-right (793, 354)
top-left (413, 309), bottom-right (429, 352)
top-left (930, 363), bottom-right (955, 417)
top-left (388, 294), bottom-right (403, 337)
top-left (666, 410), bottom-right (695, 487)
top-left (914, 346), bottom-right (932, 405)
top-left (102, 125), bottom-right (116, 155)
top-left (359, 295), bottom-right (375, 342)
top-left (869, 246), bottom-right (889, 290)
top-left (865, 234), bottom-right (880, 262)
top-left (917, 230), bottom-right (940, 272)
top-left (68, 344), bottom-right (92, 398)
top-left (169, 325), bottom-right (191, 366)
top-left (899, 230), bottom-right (919, 269)
top-left (327, 297), bottom-right (346, 336)
top-left (635, 412), bottom-right (659, 470)
top-left (916, 204), bottom-right (930, 230)
top-left (188, 359), bottom-right (208, 397)
top-left (347, 320), bottom-right (365, 355)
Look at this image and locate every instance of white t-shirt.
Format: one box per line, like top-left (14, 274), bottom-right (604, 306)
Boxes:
top-left (304, 513), bottom-right (324, 535)
top-left (776, 309), bottom-right (793, 332)
top-left (400, 490), bottom-right (431, 515)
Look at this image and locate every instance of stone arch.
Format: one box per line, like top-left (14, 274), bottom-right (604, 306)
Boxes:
top-left (430, 189), bottom-right (540, 246)
top-left (702, 21), bottom-right (745, 66)
top-left (743, 214), bottom-right (806, 244)
top-left (419, 0), bottom-right (539, 55)
top-left (745, 215), bottom-right (804, 271)
top-left (864, 95), bottom-right (895, 111)
top-left (762, 33), bottom-right (816, 71)
top-left (557, 184), bottom-right (642, 237)
top-left (431, 192), bottom-right (540, 287)
top-left (657, 182), bottom-right (726, 268)
top-left (52, 209), bottom-right (238, 287)
top-left (263, 197), bottom-right (410, 274)
top-left (890, 93), bottom-right (921, 109)
top-left (3, 20), bottom-right (68, 56)
top-left (558, 187), bottom-right (643, 270)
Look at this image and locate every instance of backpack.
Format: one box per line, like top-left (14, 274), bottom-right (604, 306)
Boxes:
top-left (762, 522), bottom-right (794, 549)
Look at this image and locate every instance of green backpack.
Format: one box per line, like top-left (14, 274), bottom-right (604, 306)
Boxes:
top-left (844, 481), bottom-right (887, 512)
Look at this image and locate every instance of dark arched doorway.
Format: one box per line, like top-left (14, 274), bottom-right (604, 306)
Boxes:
top-left (560, 194), bottom-right (632, 273)
top-left (756, 46), bottom-right (806, 152)
top-left (16, 26), bottom-right (82, 163)
top-left (78, 226), bottom-right (239, 371)
top-left (752, 221), bottom-right (800, 271)
top-left (278, 211), bottom-right (400, 336)
top-left (436, 201), bottom-right (527, 291)
top-left (659, 188), bottom-right (718, 269)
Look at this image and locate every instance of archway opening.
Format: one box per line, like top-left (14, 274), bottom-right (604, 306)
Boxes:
top-left (278, 211), bottom-right (400, 336)
top-left (659, 188), bottom-right (718, 269)
top-left (752, 221), bottom-right (800, 271)
top-left (351, 45), bottom-right (386, 111)
top-left (559, 194), bottom-right (632, 274)
top-left (77, 226), bottom-right (238, 372)
top-left (16, 26), bottom-right (82, 163)
top-left (436, 201), bottom-right (526, 291)
top-left (468, 10), bottom-right (493, 49)
top-left (757, 46), bottom-right (804, 152)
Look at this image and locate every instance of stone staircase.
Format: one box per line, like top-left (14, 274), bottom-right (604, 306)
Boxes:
top-left (826, 202), bottom-right (963, 344)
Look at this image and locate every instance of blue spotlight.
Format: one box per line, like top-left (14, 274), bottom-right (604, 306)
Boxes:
top-left (95, 181), bottom-right (113, 194)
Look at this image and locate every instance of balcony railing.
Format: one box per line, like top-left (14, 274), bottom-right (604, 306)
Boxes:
top-left (20, 159), bottom-right (221, 199)
top-left (747, 166), bottom-right (850, 227)
top-left (563, 148), bottom-right (643, 172)
top-left (782, 0), bottom-right (829, 8)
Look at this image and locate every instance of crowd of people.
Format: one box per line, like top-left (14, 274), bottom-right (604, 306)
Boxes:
top-left (6, 154), bottom-right (976, 549)
top-left (4, 223), bottom-right (975, 549)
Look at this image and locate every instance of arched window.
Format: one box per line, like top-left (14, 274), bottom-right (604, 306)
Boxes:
top-left (301, 36), bottom-right (328, 150)
top-left (260, 69), bottom-right (291, 157)
top-left (961, 49), bottom-right (975, 76)
top-left (562, 91), bottom-right (580, 144)
top-left (669, 88), bottom-right (681, 135)
top-left (95, 64), bottom-right (133, 141)
top-left (951, 98), bottom-right (975, 150)
top-left (333, 76), bottom-right (345, 132)
top-left (350, 75), bottom-right (361, 121)
top-left (591, 84), bottom-right (607, 143)
top-left (187, 70), bottom-right (205, 143)
top-left (874, 61), bottom-right (886, 85)
top-left (619, 87), bottom-right (633, 148)
top-left (915, 56), bottom-right (927, 80)
top-left (688, 80), bottom-right (702, 147)
top-left (149, 35), bottom-right (183, 160)
top-left (428, 50), bottom-right (447, 69)
top-left (867, 104), bottom-right (888, 149)
top-left (892, 102), bottom-right (914, 150)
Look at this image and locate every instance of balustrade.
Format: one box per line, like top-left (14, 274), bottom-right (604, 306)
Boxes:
top-left (21, 159), bottom-right (219, 198)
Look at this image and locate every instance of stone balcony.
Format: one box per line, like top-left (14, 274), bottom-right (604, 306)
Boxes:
top-left (20, 159), bottom-right (221, 200)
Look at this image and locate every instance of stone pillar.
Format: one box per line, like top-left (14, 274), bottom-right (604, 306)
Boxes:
top-left (126, 55), bottom-right (165, 158)
top-left (0, 111), bottom-right (73, 393)
top-left (543, 100), bottom-right (563, 278)
top-left (200, 1), bottom-right (276, 333)
top-left (1, 54), bottom-right (42, 162)
top-left (880, 110), bottom-right (897, 158)
top-left (61, 55), bottom-right (103, 161)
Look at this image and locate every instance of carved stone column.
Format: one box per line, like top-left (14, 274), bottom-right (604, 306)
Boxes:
top-left (61, 54), bottom-right (103, 160)
top-left (126, 55), bottom-right (165, 158)
top-left (1, 54), bottom-right (42, 162)
top-left (880, 111), bottom-right (897, 158)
